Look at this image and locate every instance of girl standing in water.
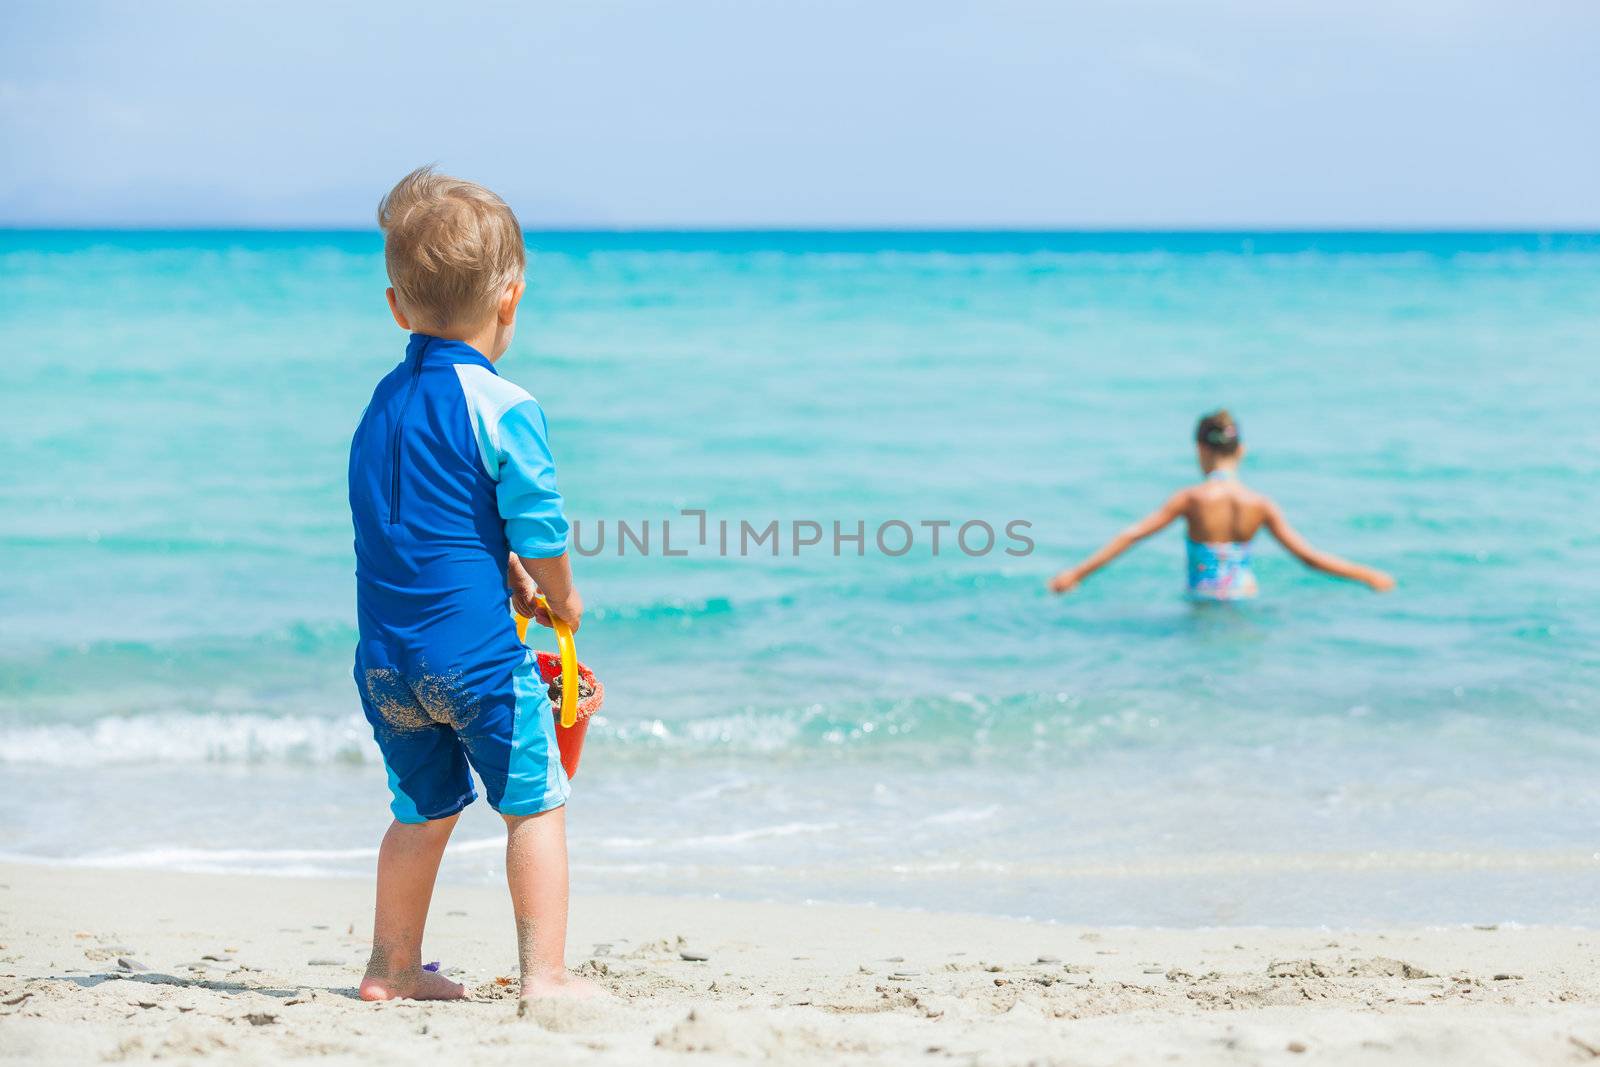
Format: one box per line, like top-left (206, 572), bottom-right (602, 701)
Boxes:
top-left (1048, 410), bottom-right (1395, 600)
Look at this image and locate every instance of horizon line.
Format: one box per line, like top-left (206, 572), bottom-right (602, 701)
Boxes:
top-left (4, 224), bottom-right (1600, 236)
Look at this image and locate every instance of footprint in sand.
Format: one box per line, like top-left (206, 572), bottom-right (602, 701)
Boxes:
top-left (517, 994), bottom-right (633, 1034)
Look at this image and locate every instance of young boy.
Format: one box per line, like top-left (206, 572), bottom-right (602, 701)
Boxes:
top-left (349, 167), bottom-right (597, 1002)
top-left (1047, 409), bottom-right (1395, 599)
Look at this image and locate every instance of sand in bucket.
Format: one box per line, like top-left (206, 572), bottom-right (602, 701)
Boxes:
top-left (533, 650), bottom-right (604, 779)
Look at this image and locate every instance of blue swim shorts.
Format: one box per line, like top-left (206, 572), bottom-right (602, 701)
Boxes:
top-left (357, 649), bottom-right (570, 823)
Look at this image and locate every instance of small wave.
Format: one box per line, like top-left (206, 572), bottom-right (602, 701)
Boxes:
top-left (0, 713), bottom-right (375, 766)
top-left (584, 693), bottom-right (1161, 758)
top-left (872, 850), bottom-right (1600, 879)
top-left (6, 693), bottom-right (1590, 770)
top-left (679, 821), bottom-right (839, 848)
top-left (0, 844), bottom-right (378, 867)
top-left (591, 821), bottom-right (838, 851)
top-left (923, 804), bottom-right (1002, 826)
top-left (0, 846), bottom-right (370, 880)
top-left (591, 595), bottom-right (740, 623)
top-left (0, 835), bottom-right (507, 877)
top-left (0, 692), bottom-right (1361, 769)
top-left (7, 844), bottom-right (1595, 886)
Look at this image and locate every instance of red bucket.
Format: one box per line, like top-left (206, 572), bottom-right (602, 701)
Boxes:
top-left (533, 651), bottom-right (604, 780)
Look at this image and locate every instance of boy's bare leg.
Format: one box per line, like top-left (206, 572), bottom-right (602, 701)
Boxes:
top-left (505, 806), bottom-right (603, 999)
top-left (359, 814), bottom-right (466, 1001)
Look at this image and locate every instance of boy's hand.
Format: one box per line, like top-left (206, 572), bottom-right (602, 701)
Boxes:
top-left (534, 589), bottom-right (583, 633)
top-left (1365, 569), bottom-right (1397, 593)
top-left (511, 582), bottom-right (582, 632)
top-left (510, 584), bottom-right (542, 620)
top-left (509, 553), bottom-right (543, 618)
top-left (514, 551), bottom-right (581, 632)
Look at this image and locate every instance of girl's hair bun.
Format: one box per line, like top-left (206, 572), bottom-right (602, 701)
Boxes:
top-left (1196, 409), bottom-right (1241, 454)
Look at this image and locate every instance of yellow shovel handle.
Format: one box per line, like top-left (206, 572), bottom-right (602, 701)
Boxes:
top-left (514, 596), bottom-right (579, 728)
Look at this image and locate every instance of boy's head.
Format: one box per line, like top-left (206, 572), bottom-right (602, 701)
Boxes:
top-left (1195, 409), bottom-right (1244, 466)
top-left (377, 166), bottom-right (526, 354)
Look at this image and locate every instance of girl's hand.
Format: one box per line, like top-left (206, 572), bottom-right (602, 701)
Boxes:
top-left (1047, 570), bottom-right (1081, 594)
top-left (1365, 569), bottom-right (1396, 593)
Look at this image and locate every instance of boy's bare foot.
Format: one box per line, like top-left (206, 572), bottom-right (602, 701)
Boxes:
top-left (518, 972), bottom-right (607, 1001)
top-left (358, 967), bottom-right (467, 1002)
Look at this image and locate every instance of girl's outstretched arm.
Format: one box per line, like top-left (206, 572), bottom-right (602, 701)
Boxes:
top-left (1048, 491), bottom-right (1189, 594)
top-left (1262, 500), bottom-right (1395, 591)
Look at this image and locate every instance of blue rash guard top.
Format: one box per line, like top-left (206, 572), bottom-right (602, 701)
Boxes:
top-left (348, 333), bottom-right (571, 821)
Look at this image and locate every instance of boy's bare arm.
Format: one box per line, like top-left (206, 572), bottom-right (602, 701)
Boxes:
top-left (1048, 491), bottom-right (1189, 593)
top-left (1262, 501), bottom-right (1395, 591)
top-left (509, 551), bottom-right (584, 630)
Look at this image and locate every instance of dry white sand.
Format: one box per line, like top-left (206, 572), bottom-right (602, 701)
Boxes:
top-left (1, 863), bottom-right (1597, 1065)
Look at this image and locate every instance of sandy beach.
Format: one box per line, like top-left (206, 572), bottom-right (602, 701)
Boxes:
top-left (0, 864), bottom-right (1595, 1065)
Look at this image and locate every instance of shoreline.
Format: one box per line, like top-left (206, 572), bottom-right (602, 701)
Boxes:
top-left (2, 842), bottom-right (1597, 932)
top-left (1, 848), bottom-right (1597, 934)
top-left (3, 864), bottom-right (1598, 1065)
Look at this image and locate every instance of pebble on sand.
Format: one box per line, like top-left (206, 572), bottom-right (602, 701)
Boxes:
top-left (308, 957), bottom-right (345, 966)
top-left (116, 958), bottom-right (150, 972)
top-left (679, 950), bottom-right (710, 962)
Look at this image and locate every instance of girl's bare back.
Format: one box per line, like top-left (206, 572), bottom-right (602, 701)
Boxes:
top-left (1182, 475), bottom-right (1271, 544)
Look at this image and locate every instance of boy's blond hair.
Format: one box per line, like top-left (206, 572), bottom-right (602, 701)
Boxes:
top-left (377, 166), bottom-right (525, 334)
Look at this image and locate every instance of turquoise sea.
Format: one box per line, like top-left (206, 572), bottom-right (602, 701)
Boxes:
top-left (2, 230), bottom-right (1597, 927)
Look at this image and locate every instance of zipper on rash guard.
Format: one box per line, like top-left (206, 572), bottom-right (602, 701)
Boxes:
top-left (388, 353), bottom-right (425, 525)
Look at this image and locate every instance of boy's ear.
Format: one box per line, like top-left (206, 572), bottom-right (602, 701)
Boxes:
top-left (498, 280), bottom-right (526, 326)
top-left (385, 288), bottom-right (411, 330)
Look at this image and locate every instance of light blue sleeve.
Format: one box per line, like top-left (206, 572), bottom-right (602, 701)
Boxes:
top-left (495, 399), bottom-right (569, 558)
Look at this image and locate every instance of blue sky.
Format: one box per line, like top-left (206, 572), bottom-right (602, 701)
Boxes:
top-left (2, 0), bottom-right (1596, 227)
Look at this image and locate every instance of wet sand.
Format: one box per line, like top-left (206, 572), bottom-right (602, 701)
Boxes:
top-left (1, 863), bottom-right (1597, 1065)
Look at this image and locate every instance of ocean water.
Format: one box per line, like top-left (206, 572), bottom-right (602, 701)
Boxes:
top-left (2, 229), bottom-right (1598, 927)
